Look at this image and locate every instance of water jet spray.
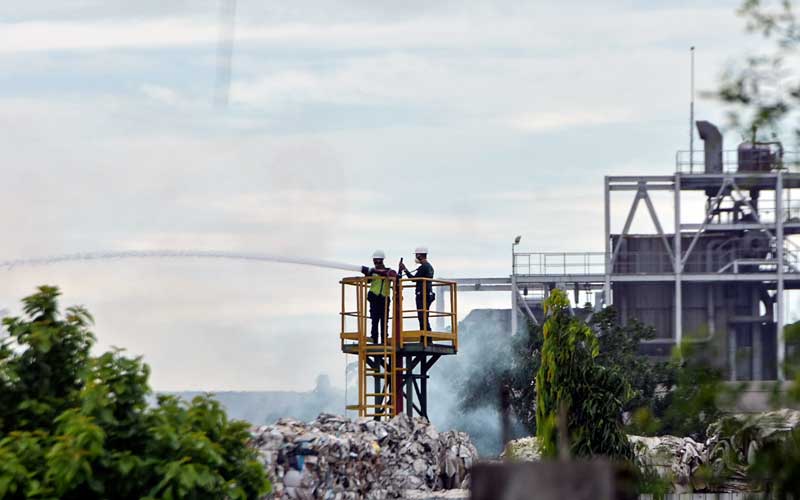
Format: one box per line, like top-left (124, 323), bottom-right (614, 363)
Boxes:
top-left (0, 250), bottom-right (362, 273)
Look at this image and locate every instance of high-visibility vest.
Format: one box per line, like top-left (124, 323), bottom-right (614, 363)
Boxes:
top-left (369, 275), bottom-right (392, 297)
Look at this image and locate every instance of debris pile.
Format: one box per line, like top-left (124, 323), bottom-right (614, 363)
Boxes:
top-left (503, 410), bottom-right (800, 494)
top-left (632, 409), bottom-right (800, 492)
top-left (252, 413), bottom-right (478, 499)
top-left (502, 436), bottom-right (542, 462)
top-left (629, 435), bottom-right (706, 491)
top-left (703, 408), bottom-right (800, 492)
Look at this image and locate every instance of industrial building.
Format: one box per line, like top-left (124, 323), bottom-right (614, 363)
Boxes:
top-left (458, 121), bottom-right (800, 382)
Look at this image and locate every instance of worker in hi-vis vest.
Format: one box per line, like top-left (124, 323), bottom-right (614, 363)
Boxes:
top-left (399, 246), bottom-right (435, 331)
top-left (360, 250), bottom-right (397, 344)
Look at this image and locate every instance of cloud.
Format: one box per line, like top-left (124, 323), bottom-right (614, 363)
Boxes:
top-left (140, 84), bottom-right (181, 105)
top-left (508, 109), bottom-right (636, 132)
top-left (0, 0), bottom-right (769, 393)
top-left (0, 4), bottom-right (742, 54)
top-left (0, 19), bottom-right (216, 52)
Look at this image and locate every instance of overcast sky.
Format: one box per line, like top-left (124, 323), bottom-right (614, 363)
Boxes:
top-left (0, 0), bottom-right (774, 391)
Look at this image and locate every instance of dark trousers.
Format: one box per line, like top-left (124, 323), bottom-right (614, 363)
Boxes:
top-left (368, 292), bottom-right (390, 343)
top-left (416, 292), bottom-right (435, 331)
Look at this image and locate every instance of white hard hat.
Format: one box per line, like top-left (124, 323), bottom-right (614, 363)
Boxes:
top-left (372, 249), bottom-right (386, 259)
top-left (414, 246), bottom-right (429, 254)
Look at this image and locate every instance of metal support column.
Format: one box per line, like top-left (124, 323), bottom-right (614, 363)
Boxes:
top-left (753, 287), bottom-right (763, 380)
top-left (777, 172), bottom-right (785, 380)
top-left (405, 355), bottom-right (414, 417)
top-left (420, 357), bottom-right (428, 418)
top-left (511, 241), bottom-right (518, 336)
top-left (604, 176), bottom-right (612, 306)
top-left (436, 287), bottom-right (446, 331)
top-left (674, 174), bottom-right (683, 347)
top-left (729, 328), bottom-right (738, 381)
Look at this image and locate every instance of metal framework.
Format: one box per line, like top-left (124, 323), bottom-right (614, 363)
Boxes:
top-left (340, 276), bottom-right (458, 419)
top-left (454, 143), bottom-right (800, 382)
top-left (602, 172), bottom-right (798, 359)
top-left (519, 154), bottom-right (799, 380)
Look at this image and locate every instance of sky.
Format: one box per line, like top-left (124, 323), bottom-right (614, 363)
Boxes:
top-left (0, 0), bottom-right (775, 391)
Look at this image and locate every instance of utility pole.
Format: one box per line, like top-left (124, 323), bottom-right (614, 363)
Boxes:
top-left (511, 235), bottom-right (521, 336)
top-left (689, 46), bottom-right (696, 173)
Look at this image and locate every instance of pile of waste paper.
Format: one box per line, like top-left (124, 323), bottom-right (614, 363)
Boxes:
top-left (503, 409), bottom-right (800, 494)
top-left (629, 434), bottom-right (707, 491)
top-left (251, 413), bottom-right (478, 499)
top-left (631, 409), bottom-right (800, 492)
top-left (703, 408), bottom-right (800, 492)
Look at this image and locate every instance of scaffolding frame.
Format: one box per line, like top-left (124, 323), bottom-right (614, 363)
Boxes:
top-left (340, 275), bottom-right (458, 419)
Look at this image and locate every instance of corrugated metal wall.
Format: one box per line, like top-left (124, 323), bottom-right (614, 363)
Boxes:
top-left (610, 234), bottom-right (777, 380)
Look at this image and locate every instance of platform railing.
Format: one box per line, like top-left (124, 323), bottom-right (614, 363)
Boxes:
top-left (752, 199), bottom-right (800, 223)
top-left (340, 276), bottom-right (458, 350)
top-left (340, 275), bottom-right (396, 418)
top-left (675, 148), bottom-right (800, 174)
top-left (340, 275), bottom-right (396, 347)
top-left (513, 248), bottom-right (800, 277)
top-left (513, 252), bottom-right (606, 276)
top-left (396, 278), bottom-right (458, 350)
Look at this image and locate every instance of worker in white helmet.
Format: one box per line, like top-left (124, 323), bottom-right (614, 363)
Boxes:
top-left (361, 250), bottom-right (397, 344)
top-left (399, 247), bottom-right (435, 331)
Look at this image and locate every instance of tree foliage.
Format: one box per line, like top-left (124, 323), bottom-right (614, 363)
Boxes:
top-left (739, 319), bottom-right (800, 496)
top-left (716, 2), bottom-right (800, 489)
top-left (457, 305), bottom-right (673, 438)
top-left (713, 0), bottom-right (800, 142)
top-left (749, 427), bottom-right (800, 497)
top-left (658, 343), bottom-right (729, 442)
top-left (0, 286), bottom-right (270, 499)
top-left (535, 289), bottom-right (633, 461)
top-left (590, 308), bottom-right (675, 417)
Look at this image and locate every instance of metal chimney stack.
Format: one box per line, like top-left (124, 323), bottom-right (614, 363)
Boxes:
top-left (696, 120), bottom-right (723, 173)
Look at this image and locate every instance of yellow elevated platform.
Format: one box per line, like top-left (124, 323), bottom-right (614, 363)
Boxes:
top-left (339, 275), bottom-right (458, 419)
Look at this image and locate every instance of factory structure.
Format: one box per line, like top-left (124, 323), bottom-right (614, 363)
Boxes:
top-left (520, 121), bottom-right (800, 381)
top-left (458, 121), bottom-right (800, 382)
top-left (339, 120), bottom-right (799, 421)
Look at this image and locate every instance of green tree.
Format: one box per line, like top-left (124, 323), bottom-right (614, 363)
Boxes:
top-left (656, 342), bottom-right (728, 442)
top-left (457, 306), bottom-right (673, 438)
top-left (0, 286), bottom-right (270, 499)
top-left (680, 3), bottom-right (800, 492)
top-left (590, 308), bottom-right (675, 419)
top-left (743, 320), bottom-right (800, 497)
top-left (535, 289), bottom-right (633, 461)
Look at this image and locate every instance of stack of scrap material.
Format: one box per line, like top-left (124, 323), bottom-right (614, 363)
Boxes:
top-left (503, 410), bottom-right (800, 494)
top-left (252, 413), bottom-right (478, 499)
top-left (704, 409), bottom-right (800, 492)
top-left (629, 435), bottom-right (707, 492)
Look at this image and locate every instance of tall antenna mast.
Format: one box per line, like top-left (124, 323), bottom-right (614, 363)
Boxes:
top-left (689, 46), bottom-right (696, 173)
top-left (214, 0), bottom-right (237, 108)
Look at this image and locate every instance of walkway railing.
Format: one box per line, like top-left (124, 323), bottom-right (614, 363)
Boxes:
top-left (513, 249), bottom-right (800, 277)
top-left (675, 148), bottom-right (800, 174)
top-left (513, 252), bottom-right (605, 276)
